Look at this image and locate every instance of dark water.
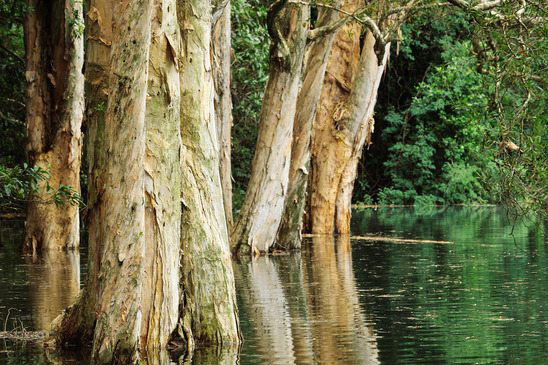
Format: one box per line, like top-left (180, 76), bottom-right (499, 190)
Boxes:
top-left (1, 207), bottom-right (546, 364)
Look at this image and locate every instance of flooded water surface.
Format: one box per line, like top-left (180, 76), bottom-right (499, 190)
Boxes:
top-left (1, 207), bottom-right (546, 364)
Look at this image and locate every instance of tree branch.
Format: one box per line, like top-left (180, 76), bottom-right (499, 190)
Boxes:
top-left (0, 43), bottom-right (24, 64)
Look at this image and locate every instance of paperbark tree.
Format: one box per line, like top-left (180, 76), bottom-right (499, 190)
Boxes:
top-left (23, 0), bottom-right (84, 251)
top-left (310, 28), bottom-right (389, 235)
top-left (276, 0), bottom-right (342, 250)
top-left (212, 0), bottom-right (234, 229)
top-left (307, 0), bottom-right (502, 235)
top-left (53, 1), bottom-right (182, 363)
top-left (231, 2), bottom-right (310, 255)
top-left (177, 0), bottom-right (240, 347)
top-left (141, 0), bottom-right (182, 352)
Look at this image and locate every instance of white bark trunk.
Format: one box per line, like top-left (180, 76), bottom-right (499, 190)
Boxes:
top-left (142, 0), bottom-right (181, 351)
top-left (231, 3), bottom-right (310, 255)
top-left (90, 1), bottom-right (152, 363)
top-left (276, 1), bottom-right (342, 250)
top-left (178, 0), bottom-right (240, 347)
top-left (212, 1), bottom-right (234, 229)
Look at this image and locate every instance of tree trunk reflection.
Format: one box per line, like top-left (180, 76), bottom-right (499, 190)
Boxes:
top-left (234, 236), bottom-right (379, 364)
top-left (27, 250), bottom-right (80, 331)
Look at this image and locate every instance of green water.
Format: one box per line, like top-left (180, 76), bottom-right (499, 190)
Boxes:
top-left (0, 207), bottom-right (546, 364)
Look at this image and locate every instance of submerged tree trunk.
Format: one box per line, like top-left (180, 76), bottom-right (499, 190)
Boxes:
top-left (310, 1), bottom-right (389, 234)
top-left (231, 2), bottom-right (310, 255)
top-left (52, 1), bottom-right (184, 363)
top-left (51, 0), bottom-right (113, 348)
top-left (23, 0), bottom-right (84, 251)
top-left (276, 0), bottom-right (341, 250)
top-left (178, 0), bottom-right (240, 348)
top-left (212, 0), bottom-right (233, 229)
top-left (87, 0), bottom-right (152, 362)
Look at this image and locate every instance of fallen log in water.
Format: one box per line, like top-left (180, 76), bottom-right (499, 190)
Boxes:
top-left (302, 233), bottom-right (452, 244)
top-left (0, 330), bottom-right (46, 342)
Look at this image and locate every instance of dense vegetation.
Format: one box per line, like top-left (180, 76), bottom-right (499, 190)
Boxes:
top-left (230, 3), bottom-right (546, 215)
top-left (0, 0), bottom-right (546, 216)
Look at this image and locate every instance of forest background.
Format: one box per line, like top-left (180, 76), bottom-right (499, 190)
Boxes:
top-left (1, 0), bottom-right (546, 217)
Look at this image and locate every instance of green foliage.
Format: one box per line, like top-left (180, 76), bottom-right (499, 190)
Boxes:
top-left (231, 0), bottom-right (270, 210)
top-left (360, 3), bottom-right (547, 216)
top-left (467, 1), bottom-right (548, 217)
top-left (0, 0), bottom-right (27, 166)
top-left (378, 39), bottom-right (496, 205)
top-left (0, 164), bottom-right (83, 212)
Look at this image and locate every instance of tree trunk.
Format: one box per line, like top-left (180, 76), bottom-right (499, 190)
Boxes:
top-left (50, 0), bottom-right (113, 349)
top-left (141, 0), bottom-right (181, 352)
top-left (23, 0), bottom-right (84, 251)
top-left (88, 0), bottom-right (152, 362)
top-left (310, 3), bottom-right (389, 234)
top-left (231, 3), bottom-right (310, 255)
top-left (276, 0), bottom-right (341, 250)
top-left (178, 0), bottom-right (240, 347)
top-left (51, 1), bottom-right (159, 363)
top-left (212, 0), bottom-right (234, 229)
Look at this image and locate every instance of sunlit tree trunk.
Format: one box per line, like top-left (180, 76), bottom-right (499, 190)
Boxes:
top-left (212, 0), bottom-right (234, 229)
top-left (51, 0), bottom-right (113, 348)
top-left (276, 1), bottom-right (341, 250)
top-left (310, 1), bottom-right (389, 234)
top-left (232, 3), bottom-right (310, 255)
top-left (23, 0), bottom-right (84, 251)
top-left (177, 0), bottom-right (240, 348)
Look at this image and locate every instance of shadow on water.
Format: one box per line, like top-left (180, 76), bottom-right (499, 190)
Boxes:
top-left (0, 207), bottom-right (546, 364)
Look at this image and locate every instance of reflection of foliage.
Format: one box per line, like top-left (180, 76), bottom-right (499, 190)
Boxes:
top-left (231, 0), bottom-right (270, 210)
top-left (351, 207), bottom-right (547, 365)
top-left (0, 164), bottom-right (83, 212)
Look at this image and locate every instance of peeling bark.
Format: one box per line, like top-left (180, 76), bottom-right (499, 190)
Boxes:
top-left (89, 0), bottom-right (152, 362)
top-left (50, 0), bottom-right (113, 349)
top-left (232, 2), bottom-right (310, 255)
top-left (178, 0), bottom-right (240, 347)
top-left (142, 0), bottom-right (181, 353)
top-left (52, 1), bottom-right (158, 363)
top-left (212, 0), bottom-right (234, 229)
top-left (276, 0), bottom-right (342, 250)
top-left (23, 0), bottom-right (84, 251)
top-left (310, 0), bottom-right (389, 234)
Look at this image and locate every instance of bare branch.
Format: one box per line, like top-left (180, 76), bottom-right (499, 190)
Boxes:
top-left (0, 43), bottom-right (24, 64)
top-left (448, 0), bottom-right (501, 10)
